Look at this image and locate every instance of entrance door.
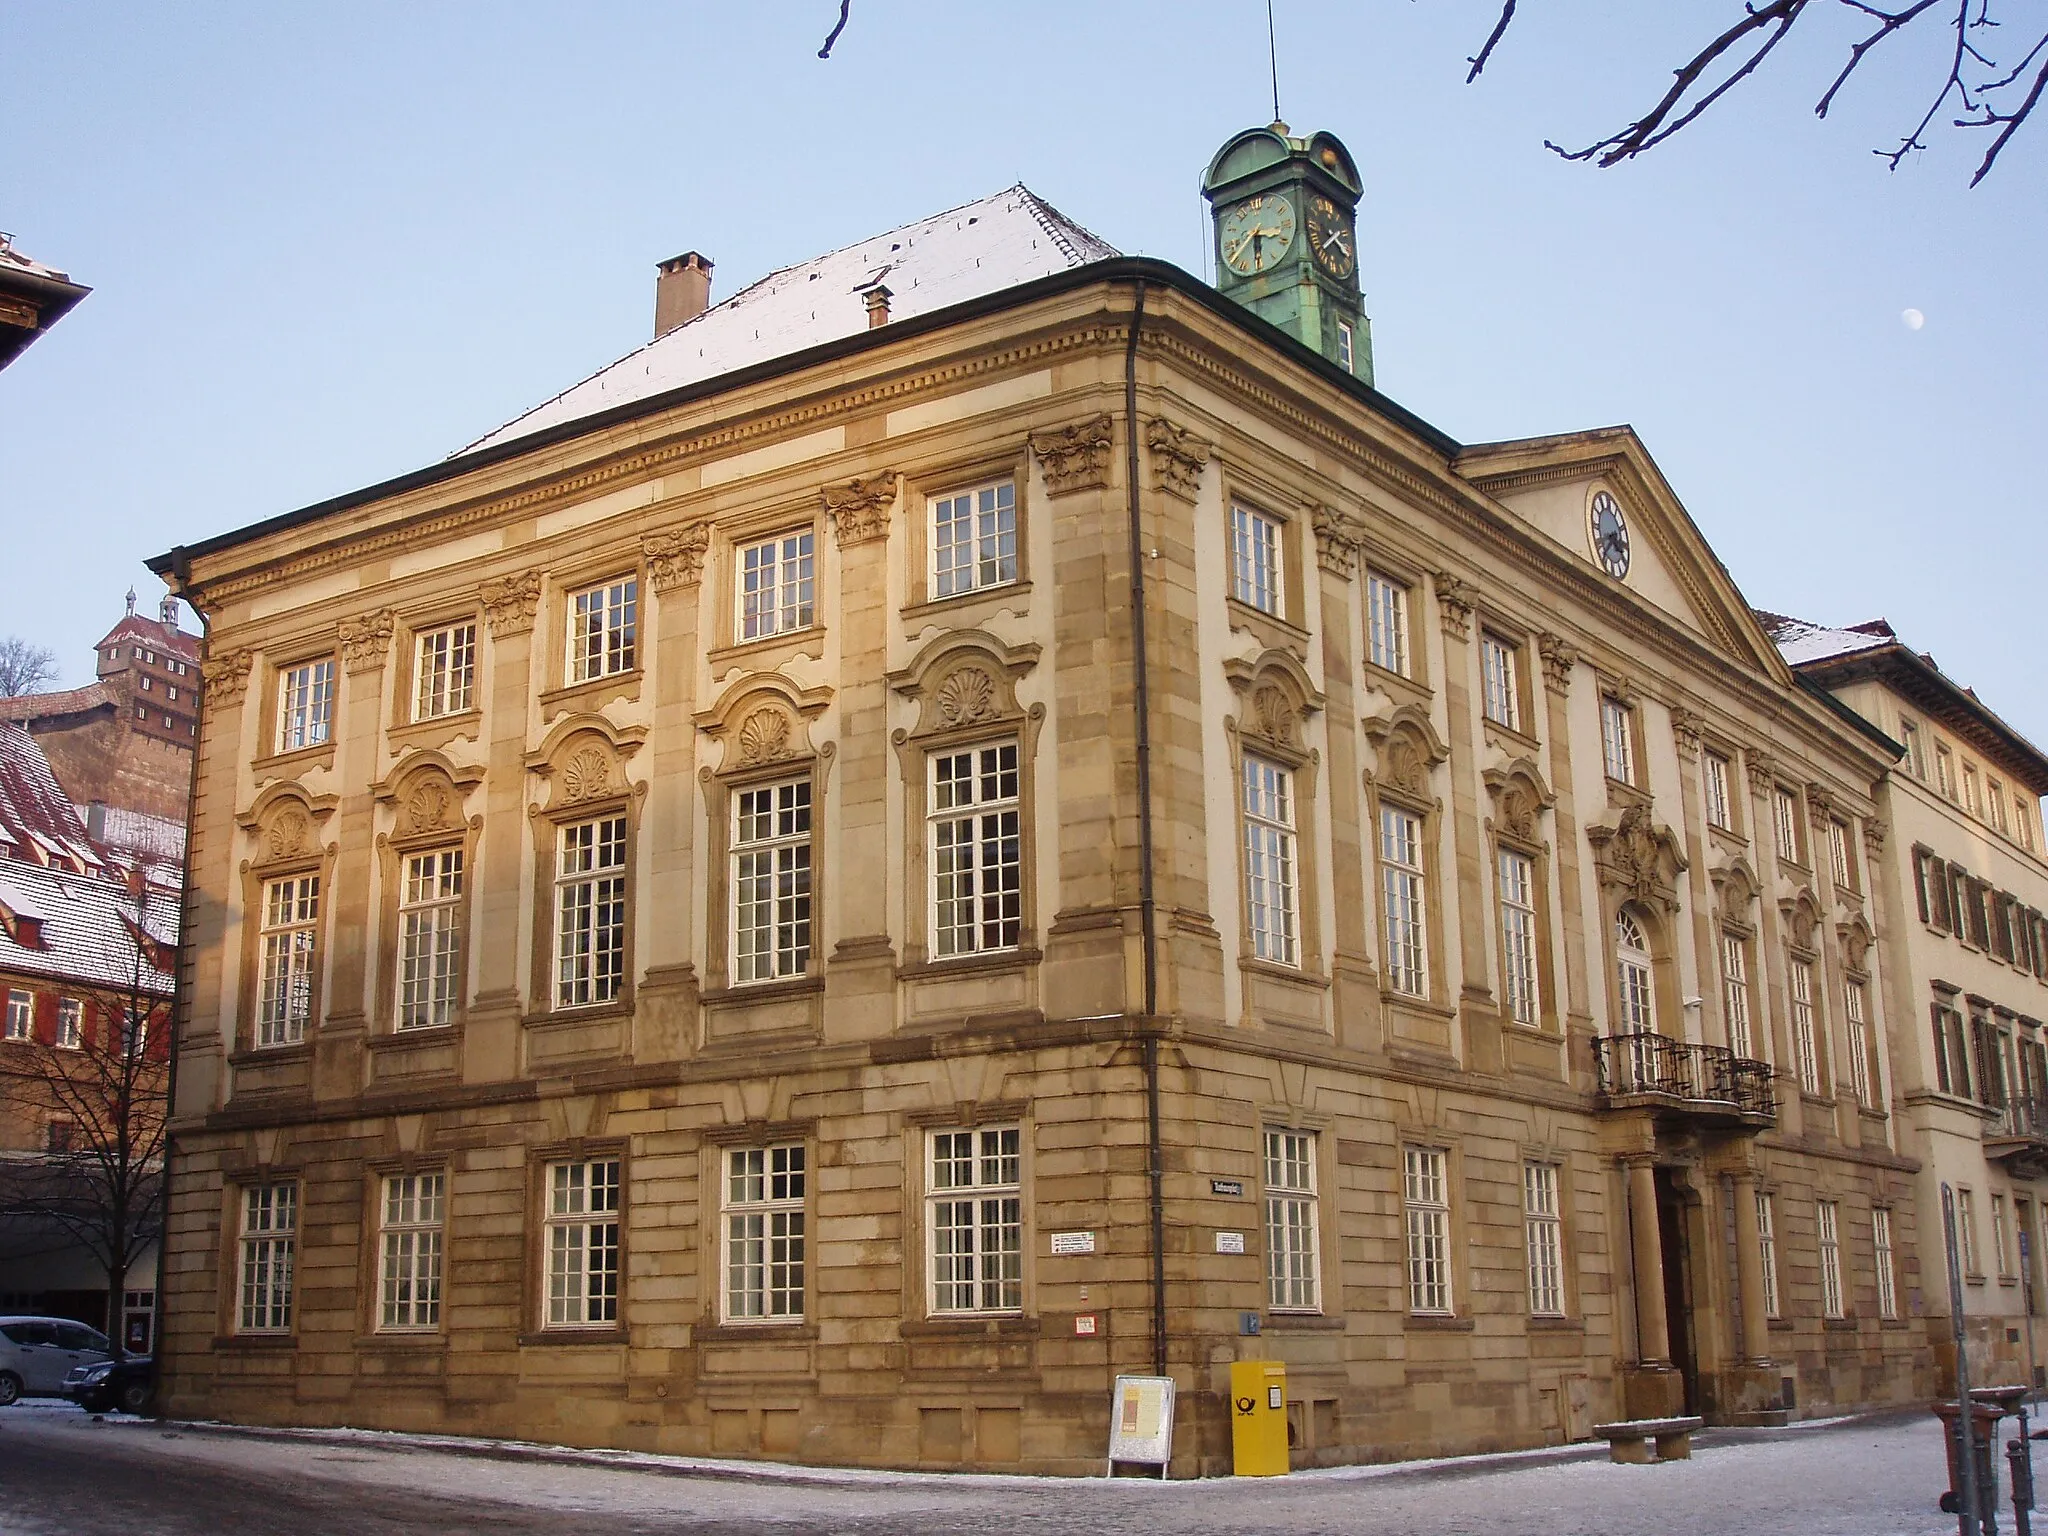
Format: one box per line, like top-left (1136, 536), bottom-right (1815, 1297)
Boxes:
top-left (1655, 1168), bottom-right (1699, 1414)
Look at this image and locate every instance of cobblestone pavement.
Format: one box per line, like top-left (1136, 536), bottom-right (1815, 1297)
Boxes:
top-left (0, 1401), bottom-right (1973, 1535)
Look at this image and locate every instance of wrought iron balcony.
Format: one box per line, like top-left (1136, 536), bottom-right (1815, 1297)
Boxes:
top-left (1593, 1031), bottom-right (1778, 1125)
top-left (1985, 1097), bottom-right (2048, 1178)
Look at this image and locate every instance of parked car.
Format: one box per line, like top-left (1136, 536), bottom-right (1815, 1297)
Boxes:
top-left (0, 1316), bottom-right (111, 1405)
top-left (64, 1355), bottom-right (154, 1415)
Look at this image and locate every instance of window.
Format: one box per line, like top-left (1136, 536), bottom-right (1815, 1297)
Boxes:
top-left (45, 1119), bottom-right (74, 1154)
top-left (1615, 911), bottom-right (1655, 1033)
top-left (166, 685), bottom-right (177, 702)
top-left (56, 997), bottom-right (82, 1050)
top-left (1524, 1163), bottom-right (1565, 1317)
top-left (1404, 1147), bottom-right (1453, 1314)
top-left (1757, 1191), bottom-right (1780, 1318)
top-left (737, 530), bottom-right (815, 642)
top-left (1600, 697), bottom-right (1634, 784)
top-left (275, 658), bottom-right (335, 753)
top-left (1844, 980), bottom-right (1871, 1106)
top-left (545, 1158), bottom-right (621, 1327)
top-left (1829, 820), bottom-right (1854, 891)
top-left (1817, 1200), bottom-right (1844, 1319)
top-left (567, 578), bottom-right (637, 684)
top-left (1873, 1207), bottom-right (1898, 1319)
top-left (732, 779), bottom-right (812, 983)
top-left (1243, 757), bottom-right (1298, 966)
top-left (554, 816), bottom-right (627, 1008)
top-left (379, 1171), bottom-right (445, 1331)
top-left (1497, 848), bottom-right (1540, 1027)
top-left (931, 480), bottom-right (1017, 599)
top-left (1964, 763), bottom-right (1983, 818)
top-left (1230, 503), bottom-right (1283, 616)
top-left (1721, 934), bottom-right (1754, 1058)
top-left (3, 989), bottom-right (29, 1041)
top-left (236, 1183), bottom-right (297, 1334)
top-left (1933, 999), bottom-right (1971, 1097)
top-left (413, 622), bottom-right (476, 720)
top-left (724, 1144), bottom-right (805, 1322)
top-left (1480, 633), bottom-right (1520, 731)
top-left (1994, 1193), bottom-right (2014, 1278)
top-left (1790, 961), bottom-right (1821, 1095)
top-left (927, 1127), bottom-right (1022, 1315)
top-left (1704, 752), bottom-right (1732, 830)
top-left (1990, 780), bottom-right (2010, 836)
top-left (1772, 788), bottom-right (1802, 863)
top-left (1336, 320), bottom-right (1355, 372)
top-left (1936, 744), bottom-right (1957, 801)
top-left (257, 875), bottom-right (319, 1047)
top-left (1380, 805), bottom-right (1428, 997)
top-left (1957, 1186), bottom-right (1981, 1276)
top-left (1365, 570), bottom-right (1409, 676)
top-left (140, 675), bottom-right (152, 691)
top-left (929, 743), bottom-right (1022, 959)
top-left (2016, 799), bottom-right (2037, 853)
top-left (397, 849), bottom-right (464, 1029)
top-left (1264, 1129), bottom-right (1321, 1312)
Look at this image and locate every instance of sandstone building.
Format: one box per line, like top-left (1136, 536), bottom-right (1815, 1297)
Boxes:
top-left (151, 129), bottom-right (1943, 1472)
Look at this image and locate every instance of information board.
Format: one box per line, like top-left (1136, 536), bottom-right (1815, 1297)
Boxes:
top-left (1106, 1374), bottom-right (1177, 1474)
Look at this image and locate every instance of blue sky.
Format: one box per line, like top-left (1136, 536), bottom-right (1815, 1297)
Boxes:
top-left (4, 2), bottom-right (2041, 738)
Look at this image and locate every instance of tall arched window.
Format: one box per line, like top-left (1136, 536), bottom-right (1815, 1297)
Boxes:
top-left (1615, 910), bottom-right (1656, 1035)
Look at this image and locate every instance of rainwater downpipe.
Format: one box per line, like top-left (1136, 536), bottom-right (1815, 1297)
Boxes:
top-left (1123, 282), bottom-right (1167, 1379)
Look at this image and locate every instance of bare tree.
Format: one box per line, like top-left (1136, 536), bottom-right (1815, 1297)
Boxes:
top-left (0, 637), bottom-right (59, 698)
top-left (1467, 1), bottom-right (2047, 186)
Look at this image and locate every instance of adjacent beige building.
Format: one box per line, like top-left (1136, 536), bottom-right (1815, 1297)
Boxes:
top-left (150, 144), bottom-right (1937, 1474)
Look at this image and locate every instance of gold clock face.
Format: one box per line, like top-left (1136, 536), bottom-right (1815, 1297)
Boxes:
top-left (1306, 195), bottom-right (1355, 280)
top-left (1219, 193), bottom-right (1296, 276)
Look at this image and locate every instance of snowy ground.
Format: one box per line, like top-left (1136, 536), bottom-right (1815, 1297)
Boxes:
top-left (0, 1397), bottom-right (1988, 1535)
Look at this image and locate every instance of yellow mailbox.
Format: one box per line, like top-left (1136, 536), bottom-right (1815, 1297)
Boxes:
top-left (1229, 1359), bottom-right (1289, 1476)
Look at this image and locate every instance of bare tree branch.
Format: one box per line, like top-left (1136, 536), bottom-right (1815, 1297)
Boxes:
top-left (1466, 1), bottom-right (1518, 84)
top-left (0, 637), bottom-right (59, 698)
top-left (818, 0), bottom-right (852, 59)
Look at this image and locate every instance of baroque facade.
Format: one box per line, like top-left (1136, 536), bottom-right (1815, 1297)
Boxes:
top-left (151, 162), bottom-right (1944, 1473)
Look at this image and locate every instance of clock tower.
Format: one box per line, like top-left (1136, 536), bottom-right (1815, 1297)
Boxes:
top-left (1202, 123), bottom-right (1372, 386)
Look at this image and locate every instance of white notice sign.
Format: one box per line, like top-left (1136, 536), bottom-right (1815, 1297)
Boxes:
top-left (1215, 1230), bottom-right (1246, 1255)
top-left (1106, 1374), bottom-right (1176, 1472)
top-left (1050, 1230), bottom-right (1096, 1255)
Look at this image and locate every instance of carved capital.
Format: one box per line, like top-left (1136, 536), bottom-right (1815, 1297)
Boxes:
top-left (1744, 749), bottom-right (1779, 799)
top-left (1805, 781), bottom-right (1837, 819)
top-left (642, 525), bottom-right (710, 591)
top-left (479, 570), bottom-right (544, 637)
top-left (338, 609), bottom-right (396, 674)
top-left (1536, 632), bottom-right (1579, 694)
top-left (1311, 505), bottom-right (1365, 578)
top-left (1029, 413), bottom-right (1114, 496)
top-left (200, 648), bottom-right (254, 702)
top-left (1670, 706), bottom-right (1706, 764)
top-left (1432, 570), bottom-right (1474, 641)
top-left (1144, 417), bottom-right (1210, 502)
top-left (1863, 817), bottom-right (1889, 856)
top-left (823, 474), bottom-right (898, 547)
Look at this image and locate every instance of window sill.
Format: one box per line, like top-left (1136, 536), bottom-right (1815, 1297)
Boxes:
top-left (354, 1332), bottom-right (447, 1349)
top-left (1240, 957), bottom-right (1331, 991)
top-left (897, 946), bottom-right (1041, 983)
top-left (1405, 1314), bottom-right (1475, 1332)
top-left (387, 709), bottom-right (482, 748)
top-left (700, 975), bottom-right (824, 1007)
top-left (1822, 1316), bottom-right (1858, 1331)
top-left (1226, 598), bottom-right (1312, 656)
top-left (368, 1023), bottom-right (461, 1049)
top-left (253, 742), bottom-right (336, 778)
top-left (1359, 660), bottom-right (1432, 706)
top-left (901, 581), bottom-right (1031, 628)
top-left (900, 1315), bottom-right (1034, 1338)
top-left (705, 628), bottom-right (827, 673)
top-left (1966, 1274), bottom-right (1989, 1287)
top-left (524, 999), bottom-right (636, 1029)
top-left (518, 1327), bottom-right (628, 1347)
top-left (228, 1043), bottom-right (311, 1068)
top-left (1263, 1311), bottom-right (1343, 1332)
top-left (1484, 718), bottom-right (1542, 757)
top-left (1527, 1315), bottom-right (1584, 1332)
top-left (538, 670), bottom-right (641, 719)
top-left (694, 1321), bottom-right (817, 1343)
top-left (1707, 824), bottom-right (1749, 854)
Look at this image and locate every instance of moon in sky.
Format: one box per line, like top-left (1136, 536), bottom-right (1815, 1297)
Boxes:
top-left (1902, 308), bottom-right (1926, 330)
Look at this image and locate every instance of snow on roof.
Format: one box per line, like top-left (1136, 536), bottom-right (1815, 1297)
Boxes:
top-left (0, 724), bottom-right (101, 872)
top-left (1756, 611), bottom-right (1896, 669)
top-left (458, 185), bottom-right (1120, 457)
top-left (95, 612), bottom-right (200, 659)
top-left (0, 859), bottom-right (177, 996)
top-left (82, 803), bottom-right (186, 881)
top-left (0, 683), bottom-right (112, 725)
top-left (0, 233), bottom-right (75, 285)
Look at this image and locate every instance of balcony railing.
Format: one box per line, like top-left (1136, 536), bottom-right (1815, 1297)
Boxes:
top-left (1986, 1098), bottom-right (2048, 1177)
top-left (1593, 1031), bottom-right (1778, 1123)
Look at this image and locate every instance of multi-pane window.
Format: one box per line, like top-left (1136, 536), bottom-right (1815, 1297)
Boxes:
top-left (1336, 320), bottom-right (1355, 372)
top-left (1243, 757), bottom-right (1298, 966)
top-left (1964, 764), bottom-right (1983, 819)
top-left (1497, 848), bottom-right (1540, 1027)
top-left (276, 659), bottom-right (335, 754)
top-left (1989, 781), bottom-right (2010, 836)
top-left (931, 481), bottom-right (1017, 599)
top-left (1899, 717), bottom-right (1926, 780)
top-left (1404, 1147), bottom-right (1453, 1314)
top-left (1721, 934), bottom-right (1754, 1058)
top-left (237, 1182), bottom-right (297, 1334)
top-left (1365, 571), bottom-right (1409, 677)
top-left (1600, 697), bottom-right (1634, 784)
top-left (1480, 633), bottom-right (1520, 731)
top-left (413, 622), bottom-right (476, 720)
top-left (398, 849), bottom-right (463, 1029)
top-left (1772, 789), bottom-right (1802, 863)
top-left (1817, 1200), bottom-right (1844, 1319)
top-left (257, 874), bottom-right (320, 1047)
top-left (1524, 1162), bottom-right (1566, 1316)
top-left (928, 1127), bottom-right (1022, 1315)
top-left (1380, 805), bottom-right (1428, 998)
top-left (732, 779), bottom-right (812, 983)
top-left (568, 578), bottom-right (637, 684)
top-left (724, 1145), bottom-right (806, 1322)
top-left (1844, 980), bottom-right (1871, 1106)
top-left (929, 744), bottom-right (1022, 958)
top-left (555, 817), bottom-right (627, 1008)
top-left (737, 531), bottom-right (816, 641)
top-left (1264, 1129), bottom-right (1320, 1312)
top-left (1933, 1000), bottom-right (1971, 1098)
top-left (56, 997), bottom-right (83, 1050)
top-left (1230, 503), bottom-right (1283, 616)
top-left (1936, 745), bottom-right (1957, 801)
top-left (1957, 1187), bottom-right (1981, 1276)
top-left (1829, 820), bottom-right (1854, 891)
top-left (545, 1158), bottom-right (621, 1327)
top-left (1704, 752), bottom-right (1732, 830)
top-left (1791, 961), bottom-right (1821, 1095)
top-left (3, 989), bottom-right (29, 1041)
top-left (2016, 800), bottom-right (2037, 853)
top-left (1873, 1207), bottom-right (1898, 1319)
top-left (1616, 911), bottom-right (1655, 1033)
top-left (1994, 1193), bottom-right (2014, 1278)
top-left (1757, 1191), bottom-right (1780, 1318)
top-left (379, 1172), bottom-right (445, 1331)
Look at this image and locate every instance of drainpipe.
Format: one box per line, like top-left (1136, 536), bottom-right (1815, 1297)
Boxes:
top-left (1124, 283), bottom-right (1167, 1379)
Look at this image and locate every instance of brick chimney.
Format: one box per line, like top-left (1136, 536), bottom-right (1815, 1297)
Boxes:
top-left (864, 285), bottom-right (892, 329)
top-left (655, 252), bottom-right (713, 338)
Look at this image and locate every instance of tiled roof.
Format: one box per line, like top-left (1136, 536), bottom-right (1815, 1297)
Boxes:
top-left (0, 683), bottom-right (112, 725)
top-left (458, 185), bottom-right (1119, 456)
top-left (93, 613), bottom-right (200, 660)
top-left (0, 234), bottom-right (77, 285)
top-left (1756, 611), bottom-right (1895, 669)
top-left (0, 724), bottom-right (100, 872)
top-left (82, 804), bottom-right (186, 885)
top-left (0, 859), bottom-right (176, 997)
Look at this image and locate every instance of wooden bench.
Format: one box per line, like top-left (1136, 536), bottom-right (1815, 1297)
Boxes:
top-left (1591, 1416), bottom-right (1704, 1464)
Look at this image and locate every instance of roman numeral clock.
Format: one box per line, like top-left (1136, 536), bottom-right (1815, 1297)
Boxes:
top-left (1203, 123), bottom-right (1372, 385)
